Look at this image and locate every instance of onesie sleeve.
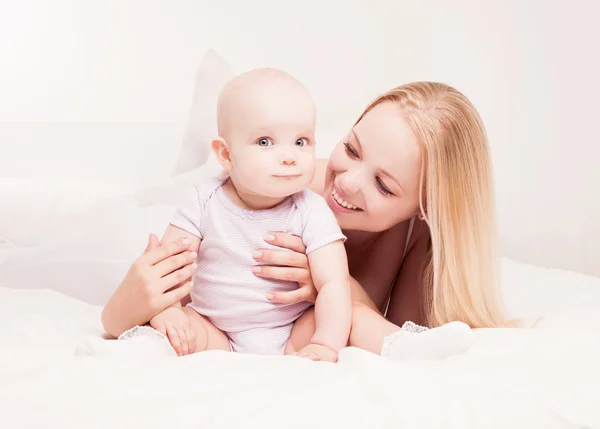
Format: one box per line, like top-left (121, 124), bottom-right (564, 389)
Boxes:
top-left (170, 183), bottom-right (207, 239)
top-left (301, 193), bottom-right (346, 254)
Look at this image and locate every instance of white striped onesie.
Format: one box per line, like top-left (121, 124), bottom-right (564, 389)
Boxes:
top-left (170, 177), bottom-right (346, 355)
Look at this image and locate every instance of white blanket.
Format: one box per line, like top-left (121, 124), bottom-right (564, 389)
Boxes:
top-left (1, 259), bottom-right (600, 429)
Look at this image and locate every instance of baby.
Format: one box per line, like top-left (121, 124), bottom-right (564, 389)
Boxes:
top-left (149, 68), bottom-right (351, 360)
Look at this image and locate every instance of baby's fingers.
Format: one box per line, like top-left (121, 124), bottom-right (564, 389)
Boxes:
top-left (178, 325), bottom-right (189, 356)
top-left (167, 326), bottom-right (183, 356)
top-left (296, 351), bottom-right (319, 361)
top-left (152, 322), bottom-right (167, 336)
top-left (185, 323), bottom-right (196, 354)
top-left (319, 351), bottom-right (338, 363)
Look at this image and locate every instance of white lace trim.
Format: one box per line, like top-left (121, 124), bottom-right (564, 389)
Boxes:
top-left (381, 320), bottom-right (429, 357)
top-left (117, 325), bottom-right (167, 341)
top-left (401, 321), bottom-right (429, 334)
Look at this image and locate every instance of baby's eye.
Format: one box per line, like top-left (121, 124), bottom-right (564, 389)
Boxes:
top-left (295, 138), bottom-right (308, 147)
top-left (257, 138), bottom-right (273, 147)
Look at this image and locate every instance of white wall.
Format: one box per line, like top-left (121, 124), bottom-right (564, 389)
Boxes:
top-left (428, 0), bottom-right (600, 276)
top-left (0, 0), bottom-right (428, 181)
top-left (1, 0), bottom-right (599, 276)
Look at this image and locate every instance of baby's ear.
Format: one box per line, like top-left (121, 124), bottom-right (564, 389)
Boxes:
top-left (211, 137), bottom-right (232, 171)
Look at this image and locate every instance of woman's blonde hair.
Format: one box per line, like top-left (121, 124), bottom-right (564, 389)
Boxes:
top-left (357, 82), bottom-right (508, 328)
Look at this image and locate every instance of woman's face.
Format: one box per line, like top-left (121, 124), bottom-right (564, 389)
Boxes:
top-left (324, 102), bottom-right (422, 232)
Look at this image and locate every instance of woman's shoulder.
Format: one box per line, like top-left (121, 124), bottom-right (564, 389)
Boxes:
top-left (406, 217), bottom-right (431, 251)
top-left (371, 217), bottom-right (430, 261)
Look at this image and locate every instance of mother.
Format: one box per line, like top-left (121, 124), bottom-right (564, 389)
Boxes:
top-left (102, 82), bottom-right (508, 355)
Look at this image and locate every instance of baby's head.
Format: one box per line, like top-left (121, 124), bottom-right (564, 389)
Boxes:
top-left (212, 68), bottom-right (316, 199)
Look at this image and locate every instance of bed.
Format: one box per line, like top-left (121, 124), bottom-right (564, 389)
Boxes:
top-left (1, 162), bottom-right (600, 429)
top-left (1, 262), bottom-right (600, 428)
top-left (2, 49), bottom-right (600, 428)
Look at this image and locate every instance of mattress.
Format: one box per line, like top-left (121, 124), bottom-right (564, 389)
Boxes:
top-left (1, 258), bottom-right (599, 429)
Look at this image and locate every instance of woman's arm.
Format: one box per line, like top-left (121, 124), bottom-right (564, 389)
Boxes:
top-left (385, 219), bottom-right (430, 327)
top-left (101, 231), bottom-right (198, 338)
top-left (349, 276), bottom-right (380, 312)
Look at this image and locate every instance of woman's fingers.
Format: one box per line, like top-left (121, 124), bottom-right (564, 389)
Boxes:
top-left (253, 248), bottom-right (308, 269)
top-left (160, 281), bottom-right (193, 308)
top-left (266, 285), bottom-right (316, 304)
top-left (144, 233), bottom-right (161, 254)
top-left (161, 264), bottom-right (197, 292)
top-left (253, 266), bottom-right (310, 284)
top-left (265, 232), bottom-right (306, 253)
top-left (142, 239), bottom-right (192, 266)
top-left (154, 251), bottom-right (197, 278)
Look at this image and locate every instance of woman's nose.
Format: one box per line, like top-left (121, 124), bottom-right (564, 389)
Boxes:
top-left (338, 170), bottom-right (360, 195)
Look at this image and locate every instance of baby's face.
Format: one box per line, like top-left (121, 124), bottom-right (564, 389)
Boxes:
top-left (223, 80), bottom-right (316, 199)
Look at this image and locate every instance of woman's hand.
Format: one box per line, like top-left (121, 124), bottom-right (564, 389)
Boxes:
top-left (252, 232), bottom-right (317, 304)
top-left (101, 234), bottom-right (197, 338)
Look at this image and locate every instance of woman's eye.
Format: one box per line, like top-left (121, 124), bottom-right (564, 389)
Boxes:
top-left (376, 177), bottom-right (393, 196)
top-left (295, 138), bottom-right (308, 147)
top-left (343, 142), bottom-right (359, 159)
top-left (257, 138), bottom-right (273, 147)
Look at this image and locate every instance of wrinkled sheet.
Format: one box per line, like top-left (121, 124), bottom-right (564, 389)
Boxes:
top-left (1, 276), bottom-right (599, 429)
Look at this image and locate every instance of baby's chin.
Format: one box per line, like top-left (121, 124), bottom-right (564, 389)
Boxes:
top-left (256, 177), bottom-right (312, 198)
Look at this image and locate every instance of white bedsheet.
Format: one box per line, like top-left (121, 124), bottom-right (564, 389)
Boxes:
top-left (1, 260), bottom-right (600, 429)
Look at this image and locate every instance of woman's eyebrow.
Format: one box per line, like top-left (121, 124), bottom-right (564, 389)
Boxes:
top-left (353, 129), bottom-right (405, 193)
top-left (351, 129), bottom-right (363, 149)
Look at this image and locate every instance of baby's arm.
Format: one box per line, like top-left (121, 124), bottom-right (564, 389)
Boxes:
top-left (162, 181), bottom-right (207, 306)
top-left (306, 240), bottom-right (351, 353)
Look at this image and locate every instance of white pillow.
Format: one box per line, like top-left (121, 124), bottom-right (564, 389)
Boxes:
top-left (1, 49), bottom-right (232, 243)
top-left (0, 156), bottom-right (223, 305)
top-left (171, 49), bottom-right (234, 176)
top-left (9, 152), bottom-right (223, 248)
top-left (0, 204), bottom-right (177, 306)
top-left (0, 177), bottom-right (137, 244)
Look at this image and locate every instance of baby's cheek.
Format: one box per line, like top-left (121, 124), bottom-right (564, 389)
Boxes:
top-left (241, 154), bottom-right (266, 173)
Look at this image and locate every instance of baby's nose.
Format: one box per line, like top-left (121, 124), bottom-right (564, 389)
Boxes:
top-left (280, 152), bottom-right (296, 165)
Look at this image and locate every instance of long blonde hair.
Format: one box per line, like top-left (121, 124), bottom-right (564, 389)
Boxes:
top-left (357, 82), bottom-right (508, 328)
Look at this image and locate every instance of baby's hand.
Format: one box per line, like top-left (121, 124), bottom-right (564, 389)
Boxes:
top-left (150, 307), bottom-right (194, 356)
top-left (295, 343), bottom-right (338, 363)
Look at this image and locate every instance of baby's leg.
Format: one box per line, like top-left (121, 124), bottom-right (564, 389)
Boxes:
top-left (181, 307), bottom-right (230, 353)
top-left (284, 307), bottom-right (315, 355)
top-left (75, 310), bottom-right (229, 357)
